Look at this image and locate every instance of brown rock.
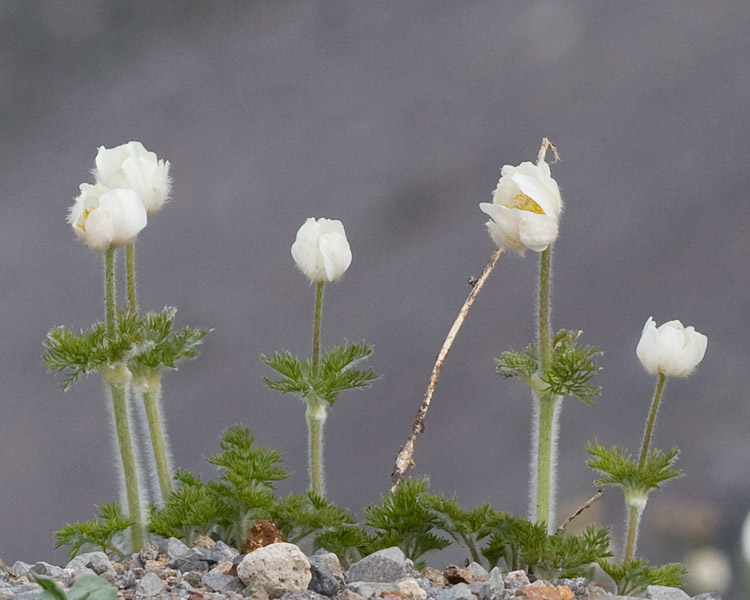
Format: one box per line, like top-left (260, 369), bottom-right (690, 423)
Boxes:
top-left (243, 519), bottom-right (286, 553)
top-left (519, 584), bottom-right (575, 600)
top-left (444, 565), bottom-right (474, 584)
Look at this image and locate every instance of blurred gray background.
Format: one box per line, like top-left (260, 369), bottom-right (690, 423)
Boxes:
top-left (2, 1), bottom-right (749, 595)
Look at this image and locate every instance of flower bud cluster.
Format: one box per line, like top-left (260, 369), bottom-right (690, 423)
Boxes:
top-left (68, 142), bottom-right (171, 252)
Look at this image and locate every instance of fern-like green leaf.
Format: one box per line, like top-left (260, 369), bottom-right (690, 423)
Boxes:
top-left (599, 558), bottom-right (686, 596)
top-left (587, 442), bottom-right (682, 492)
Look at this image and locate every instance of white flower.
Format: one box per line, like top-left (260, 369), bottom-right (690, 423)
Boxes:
top-left (636, 317), bottom-right (707, 377)
top-left (94, 141), bottom-right (171, 214)
top-left (479, 159), bottom-right (562, 254)
top-left (291, 217), bottom-right (352, 282)
top-left (68, 184), bottom-right (148, 252)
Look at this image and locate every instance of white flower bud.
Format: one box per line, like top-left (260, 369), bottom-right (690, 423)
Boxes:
top-left (291, 217), bottom-right (352, 282)
top-left (94, 141), bottom-right (171, 214)
top-left (636, 317), bottom-right (707, 378)
top-left (68, 184), bottom-right (147, 252)
top-left (479, 159), bottom-right (562, 254)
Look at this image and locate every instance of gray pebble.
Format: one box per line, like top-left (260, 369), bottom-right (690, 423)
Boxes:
top-left (65, 552), bottom-right (116, 581)
top-left (160, 538), bottom-right (194, 568)
top-left (347, 547), bottom-right (413, 583)
top-left (200, 572), bottom-right (244, 593)
top-left (646, 586), bottom-right (691, 600)
top-left (466, 563), bottom-right (488, 581)
top-left (552, 577), bottom-right (588, 597)
top-left (347, 581), bottom-right (399, 598)
top-left (692, 594), bottom-right (722, 600)
top-left (434, 582), bottom-right (475, 600)
top-left (115, 570), bottom-right (138, 589)
top-left (334, 591), bottom-right (367, 600)
top-left (136, 572), bottom-right (165, 598)
top-left (279, 591), bottom-right (330, 600)
top-left (309, 551), bottom-right (345, 596)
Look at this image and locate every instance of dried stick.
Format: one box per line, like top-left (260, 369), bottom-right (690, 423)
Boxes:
top-left (557, 487), bottom-right (604, 532)
top-left (390, 246), bottom-right (503, 490)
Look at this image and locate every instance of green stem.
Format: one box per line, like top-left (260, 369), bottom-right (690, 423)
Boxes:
top-left (126, 241), bottom-right (137, 313)
top-left (104, 249), bottom-right (116, 342)
top-left (638, 374), bottom-right (667, 469)
top-left (312, 282), bottom-right (325, 378)
top-left (306, 399), bottom-right (327, 496)
top-left (139, 373), bottom-right (172, 503)
top-left (538, 247), bottom-right (552, 371)
top-left (534, 392), bottom-right (561, 531)
top-left (109, 380), bottom-right (144, 550)
top-left (623, 492), bottom-right (647, 561)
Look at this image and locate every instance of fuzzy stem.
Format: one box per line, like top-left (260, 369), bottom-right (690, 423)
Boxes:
top-left (538, 247), bottom-right (552, 371)
top-left (104, 249), bottom-right (116, 341)
top-left (126, 241), bottom-right (138, 313)
top-left (312, 282), bottom-right (325, 378)
top-left (306, 399), bottom-right (327, 496)
top-left (139, 374), bottom-right (172, 503)
top-left (638, 374), bottom-right (667, 469)
top-left (533, 392), bottom-right (561, 531)
top-left (109, 380), bottom-right (144, 550)
top-left (623, 493), bottom-right (647, 561)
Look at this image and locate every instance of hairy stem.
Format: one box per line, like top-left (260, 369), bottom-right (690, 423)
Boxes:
top-left (312, 282), bottom-right (325, 378)
top-left (538, 247), bottom-right (552, 371)
top-left (126, 241), bottom-right (138, 313)
top-left (623, 494), bottom-right (647, 561)
top-left (306, 399), bottom-right (327, 496)
top-left (139, 374), bottom-right (172, 503)
top-left (104, 248), bottom-right (116, 341)
top-left (109, 381), bottom-right (144, 550)
top-left (638, 374), bottom-right (667, 469)
top-left (533, 392), bottom-right (561, 531)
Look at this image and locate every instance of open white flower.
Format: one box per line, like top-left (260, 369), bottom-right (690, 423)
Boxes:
top-left (479, 159), bottom-right (562, 254)
top-left (636, 317), bottom-right (707, 377)
top-left (291, 217), bottom-right (352, 282)
top-left (94, 141), bottom-right (171, 214)
top-left (68, 184), bottom-right (148, 252)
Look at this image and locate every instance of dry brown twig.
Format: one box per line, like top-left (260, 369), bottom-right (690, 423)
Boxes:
top-left (389, 138), bottom-right (558, 491)
top-left (390, 246), bottom-right (503, 490)
top-left (557, 487), bottom-right (605, 531)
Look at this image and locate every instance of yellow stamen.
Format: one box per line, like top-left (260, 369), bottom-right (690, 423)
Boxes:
top-left (77, 208), bottom-right (93, 232)
top-left (510, 193), bottom-right (545, 214)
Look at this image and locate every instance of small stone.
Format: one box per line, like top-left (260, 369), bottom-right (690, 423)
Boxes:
top-left (645, 586), bottom-right (690, 600)
top-left (519, 584), bottom-right (574, 600)
top-left (278, 592), bottom-right (329, 600)
top-left (347, 547), bottom-right (414, 583)
top-left (551, 579), bottom-right (587, 598)
top-left (477, 567), bottom-right (505, 600)
top-left (692, 594), bottom-right (722, 600)
top-left (445, 565), bottom-right (474, 584)
top-left (396, 579), bottom-right (427, 600)
top-left (505, 570), bottom-right (531, 591)
top-left (193, 536), bottom-right (215, 550)
top-left (207, 541), bottom-right (239, 564)
top-left (28, 562), bottom-right (70, 586)
top-left (161, 538), bottom-right (195, 567)
top-left (140, 544), bottom-right (160, 562)
top-left (466, 563), bottom-right (488, 581)
top-left (116, 570), bottom-right (138, 589)
top-left (65, 552), bottom-right (116, 581)
top-left (11, 562), bottom-right (32, 580)
top-left (137, 572), bottom-right (166, 598)
top-left (182, 571), bottom-right (203, 587)
top-left (177, 559), bottom-right (209, 574)
top-left (334, 591), bottom-right (367, 600)
top-left (309, 551), bottom-right (345, 596)
top-left (347, 582), bottom-right (400, 598)
top-left (236, 543), bottom-right (311, 600)
top-left (243, 520), bottom-right (286, 554)
top-left (433, 582), bottom-right (474, 600)
top-left (421, 567), bottom-right (446, 588)
top-left (200, 572), bottom-right (244, 593)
